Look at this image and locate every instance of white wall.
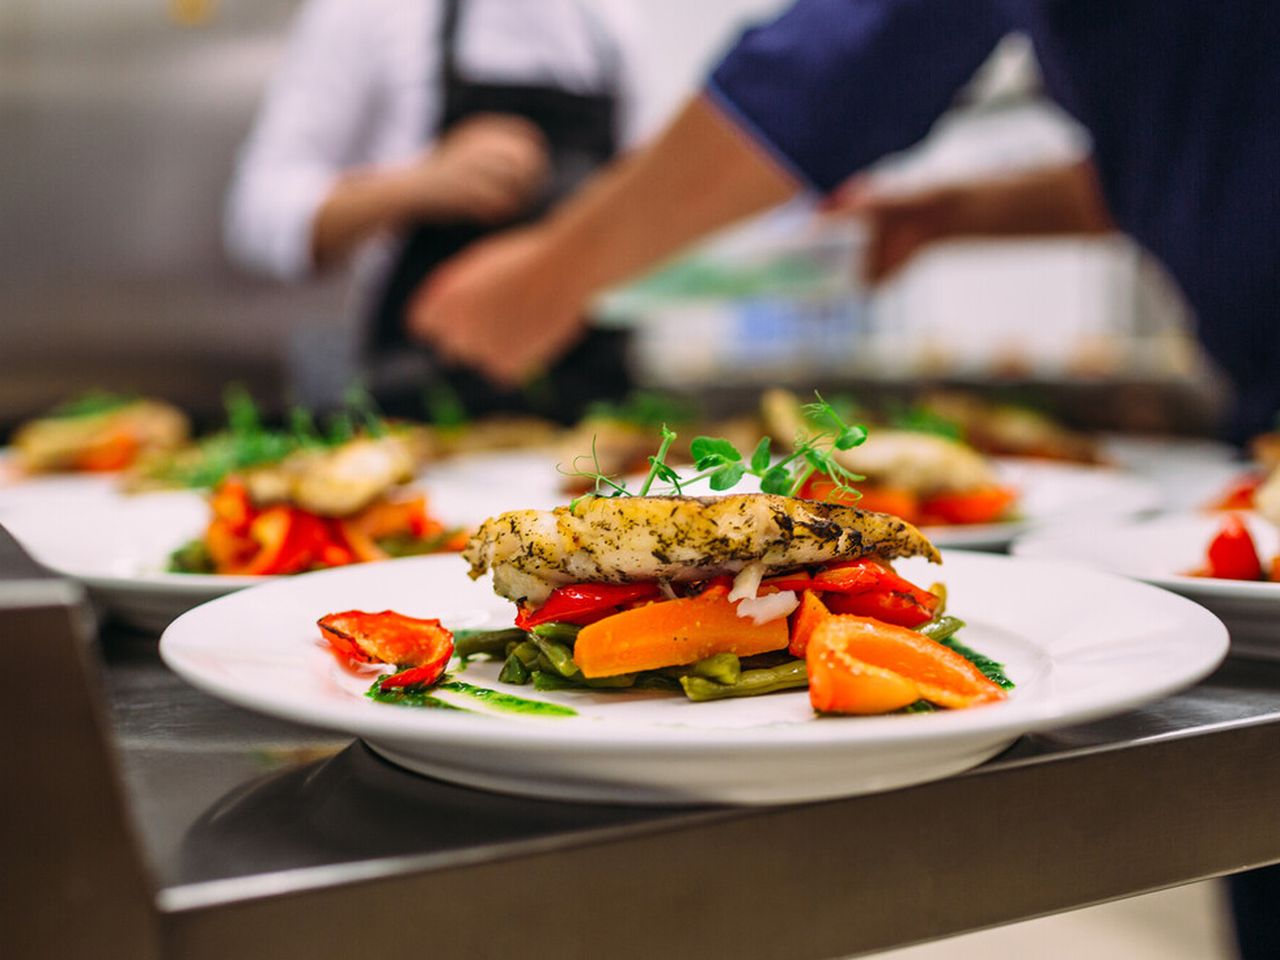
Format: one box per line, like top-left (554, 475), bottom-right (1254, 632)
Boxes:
top-left (639, 0), bottom-right (789, 122)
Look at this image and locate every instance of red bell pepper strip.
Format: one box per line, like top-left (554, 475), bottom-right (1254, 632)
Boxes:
top-left (823, 588), bottom-right (937, 628)
top-left (230, 506), bottom-right (332, 576)
top-left (919, 486), bottom-right (1017, 526)
top-left (1204, 515), bottom-right (1264, 581)
top-left (210, 478), bottom-right (255, 534)
top-left (1208, 474), bottom-right (1262, 512)
top-left (380, 654), bottom-right (452, 690)
top-left (319, 610), bottom-right (455, 684)
top-left (516, 582), bottom-right (663, 629)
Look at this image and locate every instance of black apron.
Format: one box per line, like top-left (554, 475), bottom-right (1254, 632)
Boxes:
top-left (369, 0), bottom-right (631, 422)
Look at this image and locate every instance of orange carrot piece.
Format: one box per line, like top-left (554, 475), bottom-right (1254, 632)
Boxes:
top-left (573, 594), bottom-right (789, 678)
top-left (788, 590), bottom-right (831, 658)
top-left (808, 615), bottom-right (1006, 712)
top-left (74, 430), bottom-right (140, 472)
top-left (808, 639), bottom-right (921, 715)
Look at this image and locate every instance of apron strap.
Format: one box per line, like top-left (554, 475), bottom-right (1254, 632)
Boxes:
top-left (438, 0), bottom-right (464, 89)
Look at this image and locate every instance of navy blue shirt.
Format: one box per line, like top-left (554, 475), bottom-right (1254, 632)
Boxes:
top-left (710, 0), bottom-right (1280, 439)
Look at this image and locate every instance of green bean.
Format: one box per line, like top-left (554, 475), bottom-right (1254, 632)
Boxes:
top-left (530, 622), bottom-right (581, 646)
top-left (532, 670), bottom-right (636, 691)
top-left (498, 652), bottom-right (531, 685)
top-left (919, 615), bottom-right (965, 643)
top-left (688, 653), bottom-right (741, 685)
top-left (511, 640), bottom-right (541, 668)
top-left (454, 628), bottom-right (526, 660)
top-left (679, 660), bottom-right (809, 702)
top-left (530, 637), bottom-right (581, 678)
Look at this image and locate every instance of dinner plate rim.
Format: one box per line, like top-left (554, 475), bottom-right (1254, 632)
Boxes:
top-left (159, 551), bottom-right (1228, 751)
top-left (1011, 511), bottom-right (1280, 601)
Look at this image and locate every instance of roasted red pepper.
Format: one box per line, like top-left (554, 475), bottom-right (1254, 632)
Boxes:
top-left (823, 588), bottom-right (937, 628)
top-left (319, 610), bottom-right (454, 687)
top-left (1208, 474), bottom-right (1263, 512)
top-left (515, 582), bottom-right (663, 629)
top-left (229, 506), bottom-right (331, 576)
top-left (1203, 515), bottom-right (1264, 581)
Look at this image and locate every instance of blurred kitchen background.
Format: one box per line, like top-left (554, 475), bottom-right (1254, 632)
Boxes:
top-left (0, 0), bottom-right (1224, 434)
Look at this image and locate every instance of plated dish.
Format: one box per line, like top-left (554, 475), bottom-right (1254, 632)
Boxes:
top-left (9, 392), bottom-right (189, 475)
top-left (1, 466), bottom-right (470, 632)
top-left (1013, 512), bottom-right (1280, 658)
top-left (160, 548), bottom-right (1227, 804)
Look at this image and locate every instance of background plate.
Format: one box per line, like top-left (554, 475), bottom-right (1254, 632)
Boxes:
top-left (1013, 512), bottom-right (1280, 659)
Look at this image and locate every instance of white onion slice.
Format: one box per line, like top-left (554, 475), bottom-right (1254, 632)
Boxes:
top-left (735, 590), bottom-right (799, 625)
top-left (727, 561), bottom-right (767, 602)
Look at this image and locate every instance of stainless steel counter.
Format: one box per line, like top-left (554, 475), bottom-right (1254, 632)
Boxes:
top-left (98, 627), bottom-right (1280, 959)
top-left (6, 518), bottom-right (1280, 960)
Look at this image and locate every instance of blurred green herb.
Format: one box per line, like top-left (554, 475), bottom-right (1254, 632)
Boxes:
top-left (423, 381), bottom-right (469, 429)
top-left (888, 403), bottom-right (964, 441)
top-left (137, 385), bottom-right (395, 490)
top-left (585, 391), bottom-right (697, 430)
top-left (48, 391), bottom-right (136, 420)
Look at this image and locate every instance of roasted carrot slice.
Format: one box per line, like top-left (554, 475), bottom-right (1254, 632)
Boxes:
top-left (573, 594), bottom-right (789, 678)
top-left (788, 590), bottom-right (831, 658)
top-left (74, 430), bottom-right (140, 472)
top-left (808, 641), bottom-right (921, 715)
top-left (807, 615), bottom-right (1005, 713)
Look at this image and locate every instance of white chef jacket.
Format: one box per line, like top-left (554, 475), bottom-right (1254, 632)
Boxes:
top-left (224, 0), bottom-right (656, 284)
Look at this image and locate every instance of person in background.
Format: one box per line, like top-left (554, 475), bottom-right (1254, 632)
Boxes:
top-left (412, 0), bottom-right (1278, 448)
top-left (225, 0), bottom-right (656, 420)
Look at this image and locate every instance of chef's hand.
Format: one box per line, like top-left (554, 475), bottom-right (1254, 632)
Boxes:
top-left (828, 180), bottom-right (963, 284)
top-left (411, 114), bottom-right (550, 224)
top-left (831, 162), bottom-right (1114, 284)
top-left (407, 224), bottom-right (589, 385)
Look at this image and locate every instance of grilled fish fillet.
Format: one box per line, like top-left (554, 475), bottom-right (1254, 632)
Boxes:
top-left (464, 493), bottom-right (940, 606)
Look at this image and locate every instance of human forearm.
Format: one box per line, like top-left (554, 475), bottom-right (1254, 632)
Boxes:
top-left (311, 167), bottom-right (422, 268)
top-left (940, 161), bottom-right (1114, 239)
top-left (534, 95), bottom-right (800, 299)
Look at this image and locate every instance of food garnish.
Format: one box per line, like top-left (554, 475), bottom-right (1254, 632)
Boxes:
top-left (563, 393), bottom-right (867, 503)
top-left (1192, 514), bottom-right (1272, 581)
top-left (12, 392), bottom-right (189, 474)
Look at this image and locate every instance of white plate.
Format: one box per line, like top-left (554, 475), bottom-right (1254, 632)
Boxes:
top-left (424, 452), bottom-right (1161, 551)
top-left (0, 449), bottom-right (124, 518)
top-left (1013, 512), bottom-right (1280, 658)
top-left (2, 490), bottom-right (264, 632)
top-left (160, 551), bottom-right (1226, 805)
top-left (1099, 435), bottom-right (1244, 512)
top-left (420, 450), bottom-right (567, 520)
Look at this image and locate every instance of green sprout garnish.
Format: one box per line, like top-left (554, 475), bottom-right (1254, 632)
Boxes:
top-left (562, 392), bottom-right (868, 506)
top-left (48, 390), bottom-right (137, 420)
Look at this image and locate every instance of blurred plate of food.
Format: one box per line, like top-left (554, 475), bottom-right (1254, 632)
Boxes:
top-left (0, 391), bottom-right (189, 515)
top-left (754, 389), bottom-right (1159, 548)
top-left (5, 430), bottom-right (468, 632)
top-left (1013, 510), bottom-right (1280, 658)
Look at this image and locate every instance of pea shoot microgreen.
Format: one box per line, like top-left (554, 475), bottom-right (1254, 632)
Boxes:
top-left (563, 392), bottom-right (868, 507)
